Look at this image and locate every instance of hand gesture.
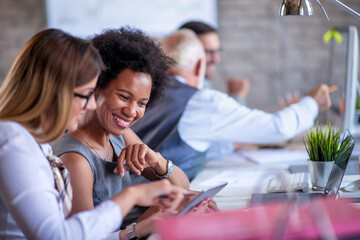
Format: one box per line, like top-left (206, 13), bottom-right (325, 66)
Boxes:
top-left (114, 143), bottom-right (160, 177)
top-left (306, 84), bottom-right (335, 111)
top-left (132, 180), bottom-right (186, 211)
top-left (178, 190), bottom-right (219, 214)
top-left (277, 91), bottom-right (301, 109)
top-left (123, 210), bottom-right (176, 239)
top-left (111, 180), bottom-right (189, 222)
top-left (227, 77), bottom-right (250, 98)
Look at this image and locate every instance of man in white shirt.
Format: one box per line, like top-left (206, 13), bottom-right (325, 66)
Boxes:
top-left (178, 21), bottom-right (252, 159)
top-left (131, 29), bottom-right (332, 180)
top-left (179, 20), bottom-right (250, 104)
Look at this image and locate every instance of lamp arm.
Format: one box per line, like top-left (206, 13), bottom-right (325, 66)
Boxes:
top-left (315, 0), bottom-right (329, 20)
top-left (329, 0), bottom-right (360, 19)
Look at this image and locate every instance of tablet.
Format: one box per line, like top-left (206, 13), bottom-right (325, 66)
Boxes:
top-left (178, 182), bottom-right (228, 215)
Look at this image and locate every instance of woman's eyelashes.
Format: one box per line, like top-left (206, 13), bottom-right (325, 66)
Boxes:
top-left (78, 89), bottom-right (95, 96)
top-left (117, 93), bottom-right (129, 101)
top-left (138, 102), bottom-right (147, 107)
top-left (116, 93), bottom-right (148, 107)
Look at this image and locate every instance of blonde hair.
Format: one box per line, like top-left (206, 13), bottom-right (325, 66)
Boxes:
top-left (0, 29), bottom-right (104, 143)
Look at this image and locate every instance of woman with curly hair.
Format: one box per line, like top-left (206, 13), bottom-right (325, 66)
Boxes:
top-left (0, 28), bottom-right (186, 240)
top-left (51, 27), bottom-right (191, 239)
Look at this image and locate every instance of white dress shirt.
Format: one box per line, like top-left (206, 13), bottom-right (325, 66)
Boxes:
top-left (178, 87), bottom-right (318, 152)
top-left (0, 121), bottom-right (122, 240)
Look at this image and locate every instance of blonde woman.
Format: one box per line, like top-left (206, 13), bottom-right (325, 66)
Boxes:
top-left (0, 28), bottom-right (185, 240)
top-left (52, 27), bottom-right (191, 227)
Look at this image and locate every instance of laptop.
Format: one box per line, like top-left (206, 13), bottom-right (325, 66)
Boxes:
top-left (251, 130), bottom-right (355, 205)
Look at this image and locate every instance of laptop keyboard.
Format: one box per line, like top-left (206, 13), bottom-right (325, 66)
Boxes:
top-left (267, 172), bottom-right (309, 193)
top-left (250, 192), bottom-right (324, 205)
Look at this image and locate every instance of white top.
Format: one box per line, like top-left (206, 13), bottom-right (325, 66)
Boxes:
top-left (0, 121), bottom-right (122, 240)
top-left (178, 87), bottom-right (318, 152)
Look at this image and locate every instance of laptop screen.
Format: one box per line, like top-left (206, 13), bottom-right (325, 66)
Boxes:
top-left (324, 26), bottom-right (360, 139)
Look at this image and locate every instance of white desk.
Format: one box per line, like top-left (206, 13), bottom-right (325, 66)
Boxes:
top-left (190, 149), bottom-right (360, 210)
top-left (149, 148), bottom-right (360, 240)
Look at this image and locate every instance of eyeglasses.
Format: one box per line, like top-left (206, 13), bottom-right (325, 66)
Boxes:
top-left (205, 48), bottom-right (221, 56)
top-left (74, 91), bottom-right (95, 109)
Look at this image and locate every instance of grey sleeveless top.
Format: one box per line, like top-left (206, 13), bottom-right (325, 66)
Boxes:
top-left (51, 134), bottom-right (146, 228)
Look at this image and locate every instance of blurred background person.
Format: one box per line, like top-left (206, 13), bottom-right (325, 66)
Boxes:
top-left (179, 20), bottom-right (250, 106)
top-left (132, 29), bottom-right (332, 180)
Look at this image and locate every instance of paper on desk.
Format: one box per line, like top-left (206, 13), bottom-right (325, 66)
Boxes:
top-left (198, 170), bottom-right (266, 188)
top-left (240, 149), bottom-right (308, 165)
top-left (205, 152), bottom-right (248, 167)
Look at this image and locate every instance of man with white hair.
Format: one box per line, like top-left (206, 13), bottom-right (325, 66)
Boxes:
top-left (163, 29), bottom-right (206, 89)
top-left (179, 21), bottom-right (250, 105)
top-left (131, 29), bottom-right (333, 180)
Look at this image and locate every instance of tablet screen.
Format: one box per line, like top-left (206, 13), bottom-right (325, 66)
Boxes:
top-left (178, 182), bottom-right (228, 215)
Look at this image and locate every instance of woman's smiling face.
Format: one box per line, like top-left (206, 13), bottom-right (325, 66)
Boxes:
top-left (95, 68), bottom-right (152, 136)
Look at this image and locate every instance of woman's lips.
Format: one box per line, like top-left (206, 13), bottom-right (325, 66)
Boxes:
top-left (112, 113), bottom-right (131, 128)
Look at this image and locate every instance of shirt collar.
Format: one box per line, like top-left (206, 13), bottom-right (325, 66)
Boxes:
top-left (40, 143), bottom-right (52, 156)
top-left (169, 75), bottom-right (187, 85)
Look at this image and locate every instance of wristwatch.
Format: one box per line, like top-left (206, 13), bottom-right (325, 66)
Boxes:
top-left (154, 159), bottom-right (173, 179)
top-left (125, 223), bottom-right (138, 240)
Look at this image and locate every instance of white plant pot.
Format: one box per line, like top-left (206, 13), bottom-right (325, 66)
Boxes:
top-left (308, 160), bottom-right (335, 191)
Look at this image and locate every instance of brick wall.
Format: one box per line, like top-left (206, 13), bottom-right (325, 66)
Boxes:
top-left (216, 0), bottom-right (360, 117)
top-left (0, 0), bottom-right (46, 83)
top-left (1, 0), bottom-right (360, 122)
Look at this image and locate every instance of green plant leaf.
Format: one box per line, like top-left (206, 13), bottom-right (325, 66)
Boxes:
top-left (333, 31), bottom-right (343, 45)
top-left (323, 29), bottom-right (333, 44)
top-left (323, 29), bottom-right (343, 45)
top-left (304, 122), bottom-right (342, 162)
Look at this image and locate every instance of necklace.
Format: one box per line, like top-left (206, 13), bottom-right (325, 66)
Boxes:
top-left (77, 129), bottom-right (110, 161)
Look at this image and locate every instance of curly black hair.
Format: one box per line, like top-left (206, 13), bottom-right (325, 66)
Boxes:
top-left (91, 26), bottom-right (173, 107)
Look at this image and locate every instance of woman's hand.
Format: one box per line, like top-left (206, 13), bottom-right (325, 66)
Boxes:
top-left (111, 180), bottom-right (188, 219)
top-left (121, 128), bottom-right (190, 189)
top-left (125, 197), bottom-right (218, 239)
top-left (178, 190), bottom-right (219, 214)
top-left (120, 210), bottom-right (177, 240)
top-left (134, 180), bottom-right (186, 212)
top-left (114, 143), bottom-right (160, 177)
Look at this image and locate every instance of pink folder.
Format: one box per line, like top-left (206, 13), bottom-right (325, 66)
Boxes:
top-left (156, 198), bottom-right (360, 240)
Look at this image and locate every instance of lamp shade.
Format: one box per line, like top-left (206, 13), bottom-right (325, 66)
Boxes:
top-left (279, 0), bottom-right (313, 16)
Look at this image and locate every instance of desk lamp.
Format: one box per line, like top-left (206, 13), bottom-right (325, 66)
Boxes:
top-left (279, 0), bottom-right (360, 20)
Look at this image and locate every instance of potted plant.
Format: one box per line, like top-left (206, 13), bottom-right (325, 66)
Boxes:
top-left (304, 122), bottom-right (339, 190)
